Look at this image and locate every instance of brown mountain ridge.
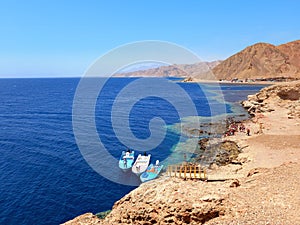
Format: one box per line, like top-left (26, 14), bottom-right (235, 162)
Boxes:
top-left (115, 40), bottom-right (300, 80)
top-left (213, 40), bottom-right (300, 80)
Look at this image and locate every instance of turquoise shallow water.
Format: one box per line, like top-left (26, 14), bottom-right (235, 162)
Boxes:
top-left (0, 78), bottom-right (265, 224)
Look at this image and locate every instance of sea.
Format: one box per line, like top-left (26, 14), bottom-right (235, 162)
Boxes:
top-left (0, 78), bottom-right (265, 224)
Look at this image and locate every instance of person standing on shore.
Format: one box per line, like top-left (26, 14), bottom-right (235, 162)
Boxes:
top-left (259, 123), bottom-right (263, 134)
top-left (246, 128), bottom-right (250, 136)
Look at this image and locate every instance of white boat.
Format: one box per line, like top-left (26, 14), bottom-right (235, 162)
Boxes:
top-left (118, 150), bottom-right (135, 172)
top-left (132, 153), bottom-right (151, 176)
top-left (140, 160), bottom-right (164, 182)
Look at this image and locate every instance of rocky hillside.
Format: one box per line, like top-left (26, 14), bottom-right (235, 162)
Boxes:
top-left (242, 80), bottom-right (300, 118)
top-left (213, 40), bottom-right (300, 80)
top-left (64, 162), bottom-right (300, 225)
top-left (115, 61), bottom-right (221, 78)
top-left (63, 81), bottom-right (300, 225)
top-left (278, 40), bottom-right (300, 68)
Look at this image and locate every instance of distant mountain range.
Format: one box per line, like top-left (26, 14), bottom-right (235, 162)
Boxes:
top-left (115, 40), bottom-right (300, 80)
top-left (115, 61), bottom-right (221, 78)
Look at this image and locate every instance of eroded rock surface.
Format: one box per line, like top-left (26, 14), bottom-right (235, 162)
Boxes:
top-left (64, 162), bottom-right (300, 225)
top-left (242, 81), bottom-right (300, 118)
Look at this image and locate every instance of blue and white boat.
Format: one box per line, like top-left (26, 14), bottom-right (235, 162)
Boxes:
top-left (118, 150), bottom-right (135, 172)
top-left (140, 160), bottom-right (164, 182)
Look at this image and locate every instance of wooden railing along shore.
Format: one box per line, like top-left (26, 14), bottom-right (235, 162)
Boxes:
top-left (167, 164), bottom-right (207, 180)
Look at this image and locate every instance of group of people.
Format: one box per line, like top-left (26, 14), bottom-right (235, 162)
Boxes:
top-left (224, 119), bottom-right (250, 137)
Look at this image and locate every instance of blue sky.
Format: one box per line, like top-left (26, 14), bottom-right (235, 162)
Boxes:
top-left (1, 0), bottom-right (300, 77)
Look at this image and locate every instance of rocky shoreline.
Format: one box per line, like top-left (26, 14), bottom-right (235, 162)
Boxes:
top-left (63, 81), bottom-right (300, 225)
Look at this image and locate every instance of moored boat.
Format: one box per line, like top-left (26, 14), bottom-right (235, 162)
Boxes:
top-left (118, 150), bottom-right (135, 172)
top-left (140, 160), bottom-right (164, 182)
top-left (132, 153), bottom-right (151, 176)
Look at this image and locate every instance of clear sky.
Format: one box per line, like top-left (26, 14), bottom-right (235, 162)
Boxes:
top-left (1, 0), bottom-right (300, 77)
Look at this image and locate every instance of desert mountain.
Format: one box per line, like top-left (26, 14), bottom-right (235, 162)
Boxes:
top-left (277, 40), bottom-right (300, 68)
top-left (115, 40), bottom-right (300, 80)
top-left (115, 61), bottom-right (221, 78)
top-left (213, 40), bottom-right (300, 80)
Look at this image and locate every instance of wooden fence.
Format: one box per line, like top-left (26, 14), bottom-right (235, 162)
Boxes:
top-left (167, 164), bottom-right (207, 180)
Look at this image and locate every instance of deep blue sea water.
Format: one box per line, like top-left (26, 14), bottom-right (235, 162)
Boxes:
top-left (0, 78), bottom-right (265, 224)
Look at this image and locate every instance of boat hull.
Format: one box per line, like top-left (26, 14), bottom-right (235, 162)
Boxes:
top-left (132, 154), bottom-right (151, 176)
top-left (140, 164), bottom-right (164, 182)
top-left (119, 151), bottom-right (135, 171)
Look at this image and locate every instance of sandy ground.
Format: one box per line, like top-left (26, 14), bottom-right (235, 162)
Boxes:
top-left (207, 104), bottom-right (300, 179)
top-left (231, 106), bottom-right (300, 171)
top-left (203, 94), bottom-right (300, 224)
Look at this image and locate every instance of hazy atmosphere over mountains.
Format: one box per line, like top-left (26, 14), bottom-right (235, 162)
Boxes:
top-left (115, 61), bottom-right (221, 78)
top-left (116, 40), bottom-right (300, 80)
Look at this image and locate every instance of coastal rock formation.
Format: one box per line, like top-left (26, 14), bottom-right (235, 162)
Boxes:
top-left (64, 162), bottom-right (300, 225)
top-left (242, 81), bottom-right (300, 117)
top-left (62, 213), bottom-right (102, 225)
top-left (213, 40), bottom-right (300, 80)
top-left (102, 178), bottom-right (227, 225)
top-left (194, 139), bottom-right (241, 166)
top-left (64, 81), bottom-right (300, 225)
